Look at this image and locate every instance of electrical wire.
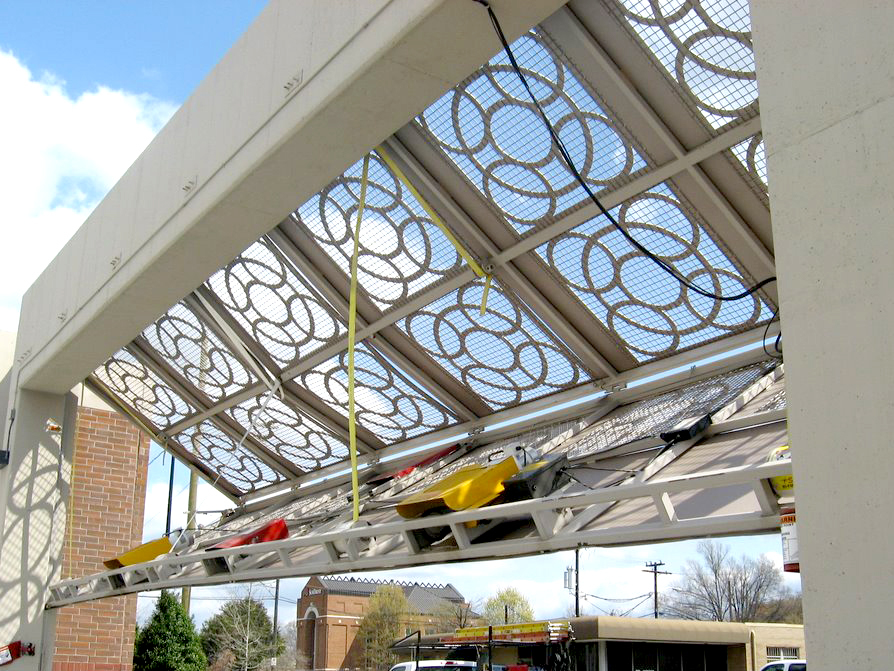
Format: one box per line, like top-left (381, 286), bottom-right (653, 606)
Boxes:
top-left (618, 594), bottom-right (652, 617)
top-left (473, 0), bottom-right (777, 304)
top-left (569, 464), bottom-right (640, 475)
top-left (584, 592), bottom-right (651, 603)
top-left (762, 306), bottom-right (783, 360)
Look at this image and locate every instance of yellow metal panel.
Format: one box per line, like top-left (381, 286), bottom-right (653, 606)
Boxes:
top-left (103, 536), bottom-right (172, 569)
top-left (396, 457), bottom-right (519, 519)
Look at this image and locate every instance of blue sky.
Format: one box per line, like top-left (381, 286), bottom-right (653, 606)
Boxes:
top-left (0, 2), bottom-right (797, 628)
top-left (0, 2), bottom-right (267, 101)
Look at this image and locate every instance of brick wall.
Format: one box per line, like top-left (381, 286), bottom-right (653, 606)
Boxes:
top-left (53, 406), bottom-right (150, 671)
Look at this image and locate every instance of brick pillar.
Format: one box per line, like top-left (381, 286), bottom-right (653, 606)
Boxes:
top-left (53, 405), bottom-right (150, 671)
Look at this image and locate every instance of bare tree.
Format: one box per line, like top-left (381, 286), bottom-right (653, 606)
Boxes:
top-left (275, 620), bottom-right (300, 670)
top-left (434, 598), bottom-right (482, 630)
top-left (200, 583), bottom-right (282, 671)
top-left (663, 540), bottom-right (798, 622)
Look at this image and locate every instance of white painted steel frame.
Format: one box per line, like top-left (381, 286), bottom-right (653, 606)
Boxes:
top-left (47, 359), bottom-right (786, 609)
top-left (47, 452), bottom-right (788, 608)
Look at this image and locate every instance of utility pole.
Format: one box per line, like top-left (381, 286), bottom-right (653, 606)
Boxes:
top-left (643, 561), bottom-right (671, 618)
top-left (273, 579), bottom-right (281, 663)
top-left (164, 453), bottom-right (175, 535)
top-left (575, 546), bottom-right (580, 617)
top-left (181, 469), bottom-right (198, 612)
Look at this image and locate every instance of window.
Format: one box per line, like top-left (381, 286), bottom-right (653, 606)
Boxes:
top-left (767, 647), bottom-right (800, 662)
top-left (789, 665), bottom-right (806, 671)
top-left (633, 643), bottom-right (657, 671)
top-left (703, 646), bottom-right (727, 671)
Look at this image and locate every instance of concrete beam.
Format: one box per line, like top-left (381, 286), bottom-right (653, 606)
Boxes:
top-left (752, 2), bottom-right (894, 668)
top-left (15, 0), bottom-right (566, 394)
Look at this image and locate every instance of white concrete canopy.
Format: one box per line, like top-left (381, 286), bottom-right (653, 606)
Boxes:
top-left (16, 0), bottom-right (871, 666)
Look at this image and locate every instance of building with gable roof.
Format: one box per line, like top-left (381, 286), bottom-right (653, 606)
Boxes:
top-left (297, 576), bottom-right (478, 671)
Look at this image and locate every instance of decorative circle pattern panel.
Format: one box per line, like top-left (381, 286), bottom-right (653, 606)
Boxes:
top-left (226, 394), bottom-right (349, 472)
top-left (207, 239), bottom-right (344, 369)
top-left (567, 361), bottom-right (775, 460)
top-left (92, 349), bottom-right (196, 429)
top-left (400, 279), bottom-right (588, 409)
top-left (614, 0), bottom-right (757, 130)
top-left (539, 181), bottom-right (769, 360)
top-left (141, 301), bottom-right (256, 402)
top-left (292, 152), bottom-right (465, 310)
top-left (416, 29), bottom-right (648, 234)
top-left (296, 342), bottom-right (456, 443)
top-left (731, 133), bottom-right (767, 197)
top-left (173, 420), bottom-right (283, 494)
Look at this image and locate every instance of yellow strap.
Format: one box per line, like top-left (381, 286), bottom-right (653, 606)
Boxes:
top-left (347, 153), bottom-right (371, 522)
top-left (375, 145), bottom-right (492, 313)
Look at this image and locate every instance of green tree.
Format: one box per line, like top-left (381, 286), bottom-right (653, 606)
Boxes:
top-left (200, 591), bottom-right (281, 671)
top-left (356, 585), bottom-right (413, 671)
top-left (133, 590), bottom-right (206, 671)
top-left (482, 587), bottom-right (534, 625)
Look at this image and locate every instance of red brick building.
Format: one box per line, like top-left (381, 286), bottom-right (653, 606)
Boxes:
top-left (52, 396), bottom-right (150, 671)
top-left (297, 576), bottom-right (473, 671)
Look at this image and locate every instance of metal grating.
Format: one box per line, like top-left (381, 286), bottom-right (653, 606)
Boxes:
top-left (173, 420), bottom-right (284, 494)
top-left (140, 301), bottom-right (256, 402)
top-left (399, 278), bottom-right (589, 409)
top-left (612, 0), bottom-right (757, 130)
top-left (295, 341), bottom-right (458, 444)
top-left (539, 180), bottom-right (770, 360)
top-left (730, 374), bottom-right (785, 419)
top-left (291, 152), bottom-right (466, 310)
top-left (225, 393), bottom-right (349, 472)
top-left (567, 361), bottom-right (775, 460)
top-left (206, 238), bottom-right (345, 370)
top-left (92, 349), bottom-right (196, 429)
top-left (416, 29), bottom-right (648, 235)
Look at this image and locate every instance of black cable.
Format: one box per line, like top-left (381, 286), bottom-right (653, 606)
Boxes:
top-left (563, 471), bottom-right (596, 490)
top-left (762, 305), bottom-right (783, 360)
top-left (4, 409), bottom-right (14, 451)
top-left (569, 464), bottom-right (639, 475)
top-left (473, 0), bottom-right (776, 304)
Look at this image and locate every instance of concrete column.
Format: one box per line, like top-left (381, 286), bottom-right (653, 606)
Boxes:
top-left (0, 386), bottom-right (75, 670)
top-left (751, 2), bottom-right (894, 668)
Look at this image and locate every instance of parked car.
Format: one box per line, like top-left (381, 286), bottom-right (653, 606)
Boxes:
top-left (760, 661), bottom-right (806, 671)
top-left (390, 661), bottom-right (478, 671)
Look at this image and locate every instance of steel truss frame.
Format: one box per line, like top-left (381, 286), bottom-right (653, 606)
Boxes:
top-left (48, 363), bottom-right (787, 608)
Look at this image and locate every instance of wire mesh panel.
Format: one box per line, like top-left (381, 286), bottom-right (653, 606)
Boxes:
top-left (291, 152), bottom-right (465, 310)
top-left (611, 0), bottom-right (757, 130)
top-left (173, 420), bottom-right (284, 494)
top-left (416, 29), bottom-right (648, 235)
top-left (206, 238), bottom-right (345, 370)
top-left (729, 373), bottom-right (786, 419)
top-left (92, 349), bottom-right (197, 430)
top-left (399, 278), bottom-right (589, 409)
top-left (567, 361), bottom-right (775, 459)
top-left (730, 132), bottom-right (768, 199)
top-left (295, 342), bottom-right (457, 444)
top-left (140, 301), bottom-right (257, 402)
top-left (539, 180), bottom-right (770, 360)
top-left (225, 393), bottom-right (349, 472)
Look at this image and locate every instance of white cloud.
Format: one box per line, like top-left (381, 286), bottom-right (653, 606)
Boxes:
top-left (142, 479), bottom-right (235, 542)
top-left (0, 49), bottom-right (176, 331)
